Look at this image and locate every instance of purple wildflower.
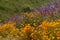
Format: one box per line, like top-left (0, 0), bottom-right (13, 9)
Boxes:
top-left (53, 1), bottom-right (59, 8)
top-left (36, 7), bottom-right (43, 15)
top-left (12, 14), bottom-right (19, 22)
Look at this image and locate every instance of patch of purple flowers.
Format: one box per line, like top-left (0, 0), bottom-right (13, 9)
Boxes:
top-left (36, 1), bottom-right (60, 16)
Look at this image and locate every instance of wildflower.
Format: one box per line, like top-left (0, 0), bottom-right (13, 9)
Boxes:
top-left (33, 23), bottom-right (37, 26)
top-left (14, 34), bottom-right (19, 38)
top-left (0, 23), bottom-right (7, 30)
top-left (40, 21), bottom-right (49, 29)
top-left (0, 36), bottom-right (2, 38)
top-left (52, 36), bottom-right (55, 39)
top-left (40, 20), bottom-right (60, 29)
top-left (12, 14), bottom-right (20, 22)
top-left (36, 7), bottom-right (43, 15)
top-left (21, 24), bottom-right (24, 26)
top-left (30, 33), bottom-right (34, 36)
top-left (57, 19), bottom-right (60, 23)
top-left (33, 20), bottom-right (36, 22)
top-left (24, 24), bottom-right (31, 32)
top-left (20, 32), bottom-right (24, 36)
top-left (56, 33), bottom-right (60, 37)
top-left (0, 22), bottom-right (15, 31)
top-left (57, 37), bottom-right (60, 39)
top-left (53, 1), bottom-right (59, 8)
top-left (34, 30), bottom-right (37, 33)
top-left (30, 33), bottom-right (34, 40)
top-left (49, 21), bottom-right (60, 27)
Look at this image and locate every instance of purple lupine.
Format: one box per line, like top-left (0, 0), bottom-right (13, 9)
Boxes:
top-left (42, 7), bottom-right (46, 15)
top-left (47, 4), bottom-right (51, 10)
top-left (44, 8), bottom-right (50, 15)
top-left (12, 14), bottom-right (19, 22)
top-left (44, 4), bottom-right (55, 16)
top-left (37, 7), bottom-right (41, 12)
top-left (53, 1), bottom-right (59, 8)
top-left (51, 6), bottom-right (56, 12)
top-left (36, 7), bottom-right (43, 15)
top-left (43, 5), bottom-right (51, 15)
top-left (47, 4), bottom-right (51, 8)
top-left (47, 4), bottom-right (51, 11)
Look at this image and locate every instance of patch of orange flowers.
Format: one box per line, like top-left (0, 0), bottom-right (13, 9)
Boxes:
top-left (40, 20), bottom-right (60, 29)
top-left (0, 20), bottom-right (60, 40)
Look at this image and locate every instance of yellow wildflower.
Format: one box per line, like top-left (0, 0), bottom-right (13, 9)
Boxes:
top-left (24, 24), bottom-right (31, 31)
top-left (41, 21), bottom-right (49, 29)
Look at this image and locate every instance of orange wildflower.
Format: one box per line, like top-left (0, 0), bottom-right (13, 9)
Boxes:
top-left (24, 24), bottom-right (31, 32)
top-left (57, 33), bottom-right (60, 37)
top-left (40, 21), bottom-right (49, 29)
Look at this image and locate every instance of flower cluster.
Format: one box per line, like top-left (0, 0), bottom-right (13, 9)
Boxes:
top-left (0, 19), bottom-right (60, 40)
